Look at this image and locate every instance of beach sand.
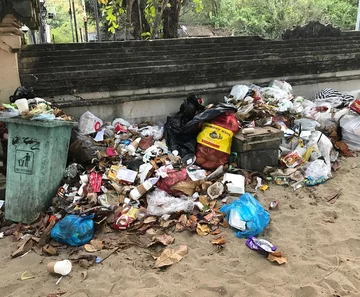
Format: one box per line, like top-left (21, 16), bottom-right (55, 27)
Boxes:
top-left (1, 156), bottom-right (360, 297)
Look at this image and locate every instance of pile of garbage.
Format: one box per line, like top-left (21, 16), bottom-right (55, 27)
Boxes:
top-left (0, 86), bottom-right (72, 121)
top-left (1, 80), bottom-right (359, 271)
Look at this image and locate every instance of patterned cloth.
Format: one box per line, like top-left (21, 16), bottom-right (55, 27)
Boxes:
top-left (313, 88), bottom-right (354, 108)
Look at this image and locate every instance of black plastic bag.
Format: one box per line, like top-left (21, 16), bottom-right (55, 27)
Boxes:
top-left (9, 86), bottom-right (36, 103)
top-left (68, 131), bottom-right (106, 164)
top-left (165, 98), bottom-right (237, 158)
top-left (164, 95), bottom-right (204, 157)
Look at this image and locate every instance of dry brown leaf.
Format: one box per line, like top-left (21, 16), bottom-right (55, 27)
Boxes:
top-left (178, 214), bottom-right (188, 225)
top-left (156, 234), bottom-right (175, 246)
top-left (211, 236), bottom-right (226, 245)
top-left (211, 229), bottom-right (221, 235)
top-left (84, 244), bottom-right (97, 253)
top-left (11, 237), bottom-right (34, 258)
top-left (267, 251), bottom-right (287, 265)
top-left (188, 215), bottom-right (197, 223)
top-left (175, 223), bottom-right (185, 232)
top-left (42, 244), bottom-right (58, 256)
top-left (144, 216), bottom-right (158, 224)
top-left (199, 195), bottom-right (210, 206)
top-left (196, 224), bottom-right (210, 236)
top-left (209, 200), bottom-right (217, 209)
top-left (148, 234), bottom-right (175, 247)
top-left (160, 219), bottom-right (176, 228)
top-left (90, 239), bottom-right (104, 250)
top-left (171, 181), bottom-right (199, 196)
top-left (222, 219), bottom-right (229, 229)
top-left (154, 245), bottom-right (188, 268)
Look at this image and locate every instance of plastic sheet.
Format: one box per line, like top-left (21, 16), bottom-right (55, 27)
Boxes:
top-left (146, 189), bottom-right (194, 216)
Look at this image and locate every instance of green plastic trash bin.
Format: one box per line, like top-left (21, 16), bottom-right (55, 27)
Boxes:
top-left (0, 118), bottom-right (77, 224)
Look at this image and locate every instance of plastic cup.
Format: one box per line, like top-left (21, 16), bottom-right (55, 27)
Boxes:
top-left (47, 260), bottom-right (72, 276)
top-left (14, 99), bottom-right (29, 113)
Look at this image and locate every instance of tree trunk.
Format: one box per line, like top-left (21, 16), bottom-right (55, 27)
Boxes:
top-left (131, 0), bottom-right (150, 39)
top-left (150, 0), bottom-right (168, 39)
top-left (162, 0), bottom-right (181, 38)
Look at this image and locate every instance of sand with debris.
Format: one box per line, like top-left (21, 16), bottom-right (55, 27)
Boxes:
top-left (1, 156), bottom-right (360, 297)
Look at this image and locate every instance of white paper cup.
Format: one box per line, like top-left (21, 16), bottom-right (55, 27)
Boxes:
top-left (47, 260), bottom-right (72, 276)
top-left (15, 99), bottom-right (29, 113)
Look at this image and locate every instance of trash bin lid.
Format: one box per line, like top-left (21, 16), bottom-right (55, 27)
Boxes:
top-left (0, 117), bottom-right (78, 128)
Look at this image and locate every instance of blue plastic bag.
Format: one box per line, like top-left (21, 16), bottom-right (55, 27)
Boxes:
top-left (50, 214), bottom-right (94, 246)
top-left (220, 193), bottom-right (270, 238)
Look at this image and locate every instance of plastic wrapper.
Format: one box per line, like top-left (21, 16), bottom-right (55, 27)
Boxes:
top-left (50, 214), bottom-right (94, 246)
top-left (31, 113), bottom-right (56, 121)
top-left (146, 189), bottom-right (194, 216)
top-left (220, 193), bottom-right (270, 238)
top-left (281, 151), bottom-right (304, 168)
top-left (0, 109), bottom-right (20, 118)
top-left (246, 236), bottom-right (277, 254)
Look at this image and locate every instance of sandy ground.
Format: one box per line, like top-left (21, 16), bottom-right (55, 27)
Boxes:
top-left (1, 156), bottom-right (360, 297)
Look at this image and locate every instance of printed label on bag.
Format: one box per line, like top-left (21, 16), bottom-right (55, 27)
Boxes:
top-left (197, 123), bottom-right (233, 154)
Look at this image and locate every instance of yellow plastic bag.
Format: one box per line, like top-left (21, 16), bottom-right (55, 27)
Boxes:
top-left (196, 123), bottom-right (233, 154)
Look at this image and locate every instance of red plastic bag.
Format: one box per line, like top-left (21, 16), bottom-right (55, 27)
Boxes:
top-left (156, 168), bottom-right (188, 196)
top-left (196, 113), bottom-right (239, 170)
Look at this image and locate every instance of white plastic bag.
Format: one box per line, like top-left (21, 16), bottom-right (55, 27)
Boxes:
top-left (294, 118), bottom-right (320, 131)
top-left (307, 131), bottom-right (333, 174)
top-left (146, 189), bottom-right (194, 216)
top-left (260, 87), bottom-right (291, 103)
top-left (269, 80), bottom-right (293, 94)
top-left (340, 115), bottom-right (360, 151)
top-left (276, 99), bottom-right (293, 112)
top-left (228, 85), bottom-right (249, 102)
top-left (138, 125), bottom-right (164, 140)
top-left (112, 118), bottom-right (130, 128)
top-left (305, 159), bottom-right (331, 179)
top-left (78, 111), bottom-right (103, 135)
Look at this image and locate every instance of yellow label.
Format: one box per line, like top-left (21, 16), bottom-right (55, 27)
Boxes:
top-left (197, 123), bottom-right (233, 154)
top-left (108, 165), bottom-right (120, 182)
top-left (127, 207), bottom-right (139, 219)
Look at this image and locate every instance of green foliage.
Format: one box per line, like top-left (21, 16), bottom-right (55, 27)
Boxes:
top-left (48, 0), bottom-right (96, 43)
top-left (181, 0), bottom-right (358, 39)
top-left (100, 0), bottom-right (204, 37)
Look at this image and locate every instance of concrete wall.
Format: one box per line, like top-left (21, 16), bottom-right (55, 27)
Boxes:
top-left (17, 33), bottom-right (360, 122)
top-left (0, 34), bottom-right (21, 102)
